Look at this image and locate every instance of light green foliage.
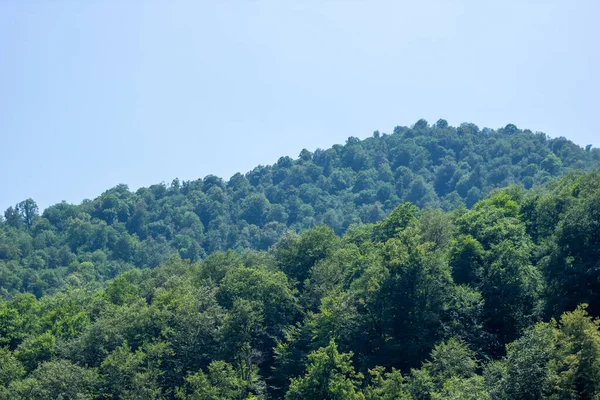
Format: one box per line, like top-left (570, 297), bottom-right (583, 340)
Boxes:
top-left (176, 360), bottom-right (263, 400)
top-left (15, 331), bottom-right (55, 372)
top-left (305, 288), bottom-right (358, 349)
top-left (39, 289), bottom-right (92, 340)
top-left (406, 368), bottom-right (435, 400)
top-left (541, 153), bottom-right (563, 175)
top-left (373, 203), bottom-right (419, 242)
top-left (424, 338), bottom-right (477, 385)
top-left (99, 341), bottom-right (167, 399)
top-left (553, 305), bottom-right (600, 399)
top-left (431, 376), bottom-right (490, 400)
top-left (418, 207), bottom-right (455, 250)
top-left (482, 360), bottom-right (507, 400)
top-left (4, 359), bottom-right (99, 400)
top-left (480, 304), bottom-right (600, 400)
top-left (0, 347), bottom-right (24, 387)
top-left (0, 303), bottom-right (25, 349)
top-left (285, 340), bottom-right (364, 400)
top-left (364, 367), bottom-right (411, 400)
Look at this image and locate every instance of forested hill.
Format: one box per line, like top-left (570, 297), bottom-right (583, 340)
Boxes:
top-left (2, 119), bottom-right (600, 297)
top-left (1, 171), bottom-right (600, 399)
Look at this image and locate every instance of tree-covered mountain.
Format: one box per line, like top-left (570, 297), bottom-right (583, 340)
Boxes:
top-left (2, 120), bottom-right (599, 298)
top-left (1, 170), bottom-right (600, 399)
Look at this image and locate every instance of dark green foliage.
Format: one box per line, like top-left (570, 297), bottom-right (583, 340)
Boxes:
top-left (272, 225), bottom-right (340, 285)
top-left (449, 235), bottom-right (485, 285)
top-left (543, 174), bottom-right (600, 316)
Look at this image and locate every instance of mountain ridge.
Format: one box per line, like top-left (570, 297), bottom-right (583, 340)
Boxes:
top-left (1, 119), bottom-right (599, 298)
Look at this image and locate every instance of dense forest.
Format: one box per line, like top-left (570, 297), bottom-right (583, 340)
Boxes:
top-left (1, 121), bottom-right (600, 399)
top-left (1, 120), bottom-right (599, 298)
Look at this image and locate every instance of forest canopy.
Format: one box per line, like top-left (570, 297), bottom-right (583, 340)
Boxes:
top-left (1, 121), bottom-right (600, 399)
top-left (1, 120), bottom-right (599, 298)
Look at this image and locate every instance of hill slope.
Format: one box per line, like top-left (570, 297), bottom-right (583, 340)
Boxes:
top-left (0, 171), bottom-right (600, 399)
top-left (1, 119), bottom-right (599, 297)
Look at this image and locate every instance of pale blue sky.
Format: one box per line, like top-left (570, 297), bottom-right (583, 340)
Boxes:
top-left (1, 0), bottom-right (598, 212)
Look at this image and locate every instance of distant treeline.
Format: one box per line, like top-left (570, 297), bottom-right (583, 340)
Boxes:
top-left (1, 120), bottom-right (598, 298)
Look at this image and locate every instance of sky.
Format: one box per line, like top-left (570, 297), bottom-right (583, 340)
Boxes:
top-left (1, 0), bottom-right (599, 212)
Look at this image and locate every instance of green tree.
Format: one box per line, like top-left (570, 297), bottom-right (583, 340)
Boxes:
top-left (363, 367), bottom-right (411, 400)
top-left (285, 340), bottom-right (364, 400)
top-left (3, 206), bottom-right (22, 229)
top-left (0, 347), bottom-right (24, 387)
top-left (272, 225), bottom-right (340, 286)
top-left (554, 305), bottom-right (600, 399)
top-left (541, 153), bottom-right (562, 174)
top-left (99, 341), bottom-right (166, 399)
top-left (6, 359), bottom-right (99, 400)
top-left (18, 200), bottom-right (39, 230)
top-left (546, 191), bottom-right (600, 316)
top-left (431, 376), bottom-right (490, 400)
top-left (372, 203), bottom-right (419, 242)
top-left (424, 338), bottom-right (477, 387)
top-left (449, 235), bottom-right (485, 286)
top-left (15, 332), bottom-right (55, 372)
top-left (502, 322), bottom-right (558, 400)
top-left (176, 360), bottom-right (263, 400)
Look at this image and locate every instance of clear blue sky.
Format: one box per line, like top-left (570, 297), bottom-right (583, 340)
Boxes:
top-left (1, 0), bottom-right (598, 212)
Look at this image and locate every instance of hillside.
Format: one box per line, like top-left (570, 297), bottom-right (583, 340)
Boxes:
top-left (1, 119), bottom-right (599, 298)
top-left (1, 171), bottom-right (600, 399)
